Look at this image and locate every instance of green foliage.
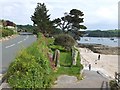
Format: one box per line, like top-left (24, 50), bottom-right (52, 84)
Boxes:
top-left (60, 51), bottom-right (72, 66)
top-left (49, 45), bottom-right (66, 52)
top-left (109, 80), bottom-right (120, 90)
top-left (31, 3), bottom-right (54, 35)
top-left (53, 9), bottom-right (87, 32)
top-left (57, 66), bottom-right (80, 75)
top-left (6, 33), bottom-right (54, 88)
top-left (1, 28), bottom-right (14, 37)
top-left (48, 42), bottom-right (83, 80)
top-left (46, 37), bottom-right (55, 45)
top-left (49, 44), bottom-right (83, 80)
top-left (86, 30), bottom-right (120, 37)
top-left (54, 34), bottom-right (76, 51)
top-left (54, 66), bottom-right (83, 80)
top-left (53, 9), bottom-right (87, 40)
top-left (50, 28), bottom-right (63, 36)
top-left (17, 24), bottom-right (35, 32)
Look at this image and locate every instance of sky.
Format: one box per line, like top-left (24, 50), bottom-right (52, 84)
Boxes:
top-left (0, 0), bottom-right (119, 30)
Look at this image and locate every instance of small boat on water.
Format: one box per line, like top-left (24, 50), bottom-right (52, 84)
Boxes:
top-left (84, 38), bottom-right (89, 41)
top-left (110, 38), bottom-right (114, 40)
top-left (114, 40), bottom-right (117, 42)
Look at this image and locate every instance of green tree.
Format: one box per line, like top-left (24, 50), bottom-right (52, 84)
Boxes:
top-left (31, 3), bottom-right (53, 35)
top-left (53, 9), bottom-right (87, 40)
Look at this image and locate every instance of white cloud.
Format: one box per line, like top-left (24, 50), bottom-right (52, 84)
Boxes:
top-left (96, 5), bottom-right (117, 20)
top-left (0, 0), bottom-right (119, 29)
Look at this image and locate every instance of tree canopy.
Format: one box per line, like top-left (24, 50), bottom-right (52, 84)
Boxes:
top-left (31, 3), bottom-right (54, 35)
top-left (52, 9), bottom-right (87, 40)
top-left (31, 3), bottom-right (87, 39)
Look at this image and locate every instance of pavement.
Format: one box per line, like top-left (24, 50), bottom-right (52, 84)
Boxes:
top-left (0, 32), bottom-right (37, 89)
top-left (53, 70), bottom-right (110, 89)
top-left (78, 47), bottom-right (118, 79)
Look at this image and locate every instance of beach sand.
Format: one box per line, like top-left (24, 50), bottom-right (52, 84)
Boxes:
top-left (78, 47), bottom-right (118, 79)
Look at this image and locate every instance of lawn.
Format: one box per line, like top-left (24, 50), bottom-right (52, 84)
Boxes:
top-left (60, 51), bottom-right (72, 67)
top-left (48, 38), bottom-right (83, 80)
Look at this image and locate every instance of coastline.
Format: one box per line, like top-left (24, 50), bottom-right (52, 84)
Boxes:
top-left (77, 43), bottom-right (119, 55)
top-left (77, 47), bottom-right (118, 79)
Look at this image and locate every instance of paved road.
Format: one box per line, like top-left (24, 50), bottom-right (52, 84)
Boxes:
top-left (0, 33), bottom-right (37, 73)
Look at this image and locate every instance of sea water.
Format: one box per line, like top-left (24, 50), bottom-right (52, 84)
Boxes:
top-left (77, 37), bottom-right (119, 47)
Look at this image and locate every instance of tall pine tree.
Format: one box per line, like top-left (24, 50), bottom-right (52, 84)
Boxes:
top-left (31, 3), bottom-right (53, 35)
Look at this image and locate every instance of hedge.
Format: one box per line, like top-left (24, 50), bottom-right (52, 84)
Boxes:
top-left (1, 28), bottom-right (14, 37)
top-left (6, 33), bottom-right (54, 89)
top-left (54, 34), bottom-right (76, 51)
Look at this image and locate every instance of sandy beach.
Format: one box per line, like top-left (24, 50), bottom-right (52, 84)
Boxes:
top-left (78, 47), bottom-right (118, 79)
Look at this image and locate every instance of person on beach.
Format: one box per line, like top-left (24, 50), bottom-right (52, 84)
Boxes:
top-left (88, 64), bottom-right (91, 71)
top-left (98, 54), bottom-right (100, 60)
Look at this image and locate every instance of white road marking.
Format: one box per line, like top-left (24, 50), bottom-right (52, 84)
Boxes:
top-left (17, 41), bottom-right (22, 44)
top-left (5, 35), bottom-right (30, 48)
top-left (5, 44), bottom-right (15, 48)
top-left (23, 35), bottom-right (29, 41)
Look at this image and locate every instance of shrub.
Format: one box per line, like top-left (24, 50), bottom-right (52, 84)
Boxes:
top-left (109, 80), bottom-right (119, 90)
top-left (6, 33), bottom-right (54, 88)
top-left (49, 45), bottom-right (66, 52)
top-left (0, 30), bottom-right (2, 38)
top-left (2, 28), bottom-right (14, 37)
top-left (46, 38), bottom-right (55, 45)
top-left (54, 34), bottom-right (76, 51)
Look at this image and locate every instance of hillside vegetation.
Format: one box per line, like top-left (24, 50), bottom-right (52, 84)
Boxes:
top-left (85, 30), bottom-right (120, 37)
top-left (17, 25), bottom-right (35, 32)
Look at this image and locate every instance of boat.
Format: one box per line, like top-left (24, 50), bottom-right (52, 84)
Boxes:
top-left (114, 40), bottom-right (117, 42)
top-left (110, 38), bottom-right (114, 40)
top-left (85, 38), bottom-right (89, 41)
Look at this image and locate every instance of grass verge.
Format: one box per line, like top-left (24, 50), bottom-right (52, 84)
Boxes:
top-left (48, 38), bottom-right (83, 80)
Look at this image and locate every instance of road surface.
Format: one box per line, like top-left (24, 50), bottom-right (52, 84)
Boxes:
top-left (0, 33), bottom-right (37, 73)
top-left (53, 70), bottom-right (110, 89)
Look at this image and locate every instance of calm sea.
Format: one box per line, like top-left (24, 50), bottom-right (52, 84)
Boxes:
top-left (77, 37), bottom-right (119, 47)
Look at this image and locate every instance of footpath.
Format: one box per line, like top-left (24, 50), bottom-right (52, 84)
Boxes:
top-left (78, 47), bottom-right (118, 79)
top-left (53, 69), bottom-right (110, 88)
